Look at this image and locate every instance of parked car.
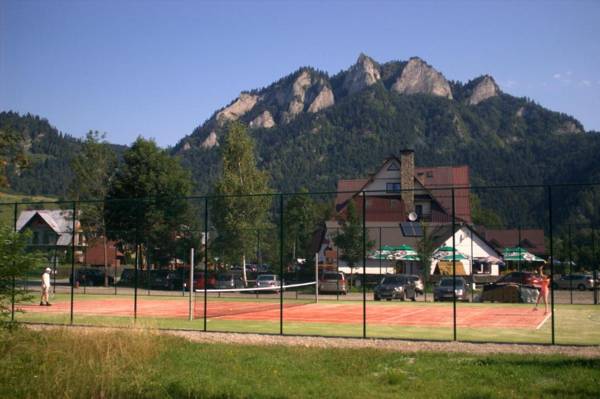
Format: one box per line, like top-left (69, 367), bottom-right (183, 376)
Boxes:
top-left (149, 270), bottom-right (184, 290)
top-left (434, 277), bottom-right (470, 302)
top-left (255, 274), bottom-right (281, 291)
top-left (553, 274), bottom-right (597, 291)
top-left (215, 272), bottom-right (245, 289)
top-left (70, 268), bottom-right (114, 286)
top-left (319, 271), bottom-right (347, 295)
top-left (373, 275), bottom-right (417, 301)
top-left (495, 271), bottom-right (543, 289)
top-left (407, 275), bottom-right (424, 294)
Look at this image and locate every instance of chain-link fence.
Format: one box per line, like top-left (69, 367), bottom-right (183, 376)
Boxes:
top-left (2, 183), bottom-right (599, 344)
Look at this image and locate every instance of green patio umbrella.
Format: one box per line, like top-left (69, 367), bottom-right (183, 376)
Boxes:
top-left (439, 253), bottom-right (469, 261)
top-left (434, 246), bottom-right (469, 260)
top-left (502, 247), bottom-right (545, 262)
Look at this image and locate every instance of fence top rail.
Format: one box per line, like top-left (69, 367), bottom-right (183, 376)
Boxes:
top-left (1, 181), bottom-right (600, 207)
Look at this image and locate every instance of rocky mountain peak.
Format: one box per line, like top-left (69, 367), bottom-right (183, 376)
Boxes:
top-left (468, 75), bottom-right (500, 105)
top-left (249, 110), bottom-right (276, 129)
top-left (392, 57), bottom-right (453, 99)
top-left (216, 93), bottom-right (259, 124)
top-left (342, 53), bottom-right (381, 95)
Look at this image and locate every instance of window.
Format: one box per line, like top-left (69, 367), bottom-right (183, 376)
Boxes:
top-left (400, 222), bottom-right (423, 237)
top-left (387, 162), bottom-right (400, 171)
top-left (33, 231), bottom-right (40, 245)
top-left (415, 204), bottom-right (423, 218)
top-left (386, 183), bottom-right (401, 192)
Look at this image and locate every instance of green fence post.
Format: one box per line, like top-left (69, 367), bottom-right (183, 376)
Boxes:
top-left (548, 186), bottom-right (555, 345)
top-left (11, 203), bottom-right (17, 322)
top-left (134, 243), bottom-right (139, 321)
top-left (70, 201), bottom-right (76, 325)
top-left (204, 196), bottom-right (208, 332)
top-left (279, 193), bottom-right (284, 336)
top-left (362, 191), bottom-right (367, 339)
top-left (568, 224), bottom-right (573, 304)
top-left (452, 188), bottom-right (457, 341)
top-left (593, 225), bottom-right (597, 305)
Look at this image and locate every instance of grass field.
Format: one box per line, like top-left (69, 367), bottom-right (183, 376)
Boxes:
top-left (0, 327), bottom-right (599, 399)
top-left (0, 191), bottom-right (57, 227)
top-left (12, 293), bottom-right (600, 345)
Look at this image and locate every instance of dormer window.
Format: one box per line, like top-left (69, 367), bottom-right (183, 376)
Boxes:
top-left (386, 183), bottom-right (401, 192)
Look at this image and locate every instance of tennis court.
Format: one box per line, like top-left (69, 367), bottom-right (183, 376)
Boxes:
top-left (18, 296), bottom-right (550, 330)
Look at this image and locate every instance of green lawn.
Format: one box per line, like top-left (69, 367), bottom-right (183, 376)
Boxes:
top-left (0, 327), bottom-right (598, 399)
top-left (12, 293), bottom-right (600, 345)
top-left (0, 192), bottom-right (58, 227)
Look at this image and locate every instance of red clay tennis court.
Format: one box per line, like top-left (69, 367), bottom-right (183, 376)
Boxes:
top-left (19, 297), bottom-right (550, 329)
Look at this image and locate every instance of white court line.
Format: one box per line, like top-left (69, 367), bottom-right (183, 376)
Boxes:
top-left (536, 312), bottom-right (552, 330)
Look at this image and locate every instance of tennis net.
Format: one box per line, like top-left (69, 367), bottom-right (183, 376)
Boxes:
top-left (193, 281), bottom-right (317, 319)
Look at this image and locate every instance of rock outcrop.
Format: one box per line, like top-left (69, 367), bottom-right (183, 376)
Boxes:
top-left (555, 121), bottom-right (583, 135)
top-left (216, 93), bottom-right (259, 124)
top-left (308, 85), bottom-right (334, 113)
top-left (468, 75), bottom-right (500, 105)
top-left (392, 57), bottom-right (453, 99)
top-left (342, 54), bottom-right (381, 95)
top-left (249, 110), bottom-right (276, 129)
top-left (286, 71), bottom-right (312, 120)
top-left (201, 131), bottom-right (219, 149)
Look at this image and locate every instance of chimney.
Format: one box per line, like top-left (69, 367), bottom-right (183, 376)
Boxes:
top-left (400, 149), bottom-right (414, 213)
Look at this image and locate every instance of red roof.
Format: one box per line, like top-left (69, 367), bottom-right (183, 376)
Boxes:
top-left (482, 229), bottom-right (546, 255)
top-left (334, 165), bottom-right (471, 222)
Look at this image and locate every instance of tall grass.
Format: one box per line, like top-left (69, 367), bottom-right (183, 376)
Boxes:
top-left (0, 326), bottom-right (163, 398)
top-left (1, 326), bottom-right (599, 398)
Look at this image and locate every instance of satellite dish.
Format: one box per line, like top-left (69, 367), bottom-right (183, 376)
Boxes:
top-left (408, 212), bottom-right (418, 222)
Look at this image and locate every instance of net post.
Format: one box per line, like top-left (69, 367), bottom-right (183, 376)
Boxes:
top-left (315, 252), bottom-right (319, 304)
top-left (189, 247), bottom-right (194, 321)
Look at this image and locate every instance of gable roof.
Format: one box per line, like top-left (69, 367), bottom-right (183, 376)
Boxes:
top-left (334, 158), bottom-right (471, 221)
top-left (481, 228), bottom-right (546, 255)
top-left (16, 210), bottom-right (76, 246)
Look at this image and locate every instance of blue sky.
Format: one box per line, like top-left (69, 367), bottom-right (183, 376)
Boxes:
top-left (1, 0), bottom-right (599, 147)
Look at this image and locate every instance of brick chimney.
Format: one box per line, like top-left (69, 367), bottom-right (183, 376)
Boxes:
top-left (400, 149), bottom-right (414, 213)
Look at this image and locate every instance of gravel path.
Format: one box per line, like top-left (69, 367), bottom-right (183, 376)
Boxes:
top-left (27, 323), bottom-right (600, 358)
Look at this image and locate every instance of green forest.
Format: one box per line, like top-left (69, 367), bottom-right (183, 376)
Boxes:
top-left (2, 62), bottom-right (600, 268)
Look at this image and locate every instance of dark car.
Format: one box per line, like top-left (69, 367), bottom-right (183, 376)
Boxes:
top-left (149, 270), bottom-right (184, 290)
top-left (215, 272), bottom-right (245, 289)
top-left (495, 271), bottom-right (543, 289)
top-left (373, 275), bottom-right (417, 301)
top-left (70, 268), bottom-right (114, 286)
top-left (434, 277), bottom-right (470, 302)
